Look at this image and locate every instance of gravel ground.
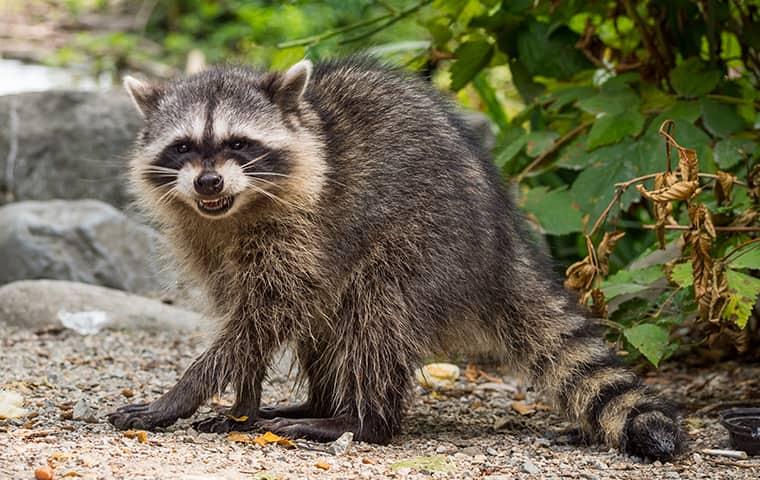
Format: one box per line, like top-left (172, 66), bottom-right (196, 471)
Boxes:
top-left (1, 323), bottom-right (759, 479)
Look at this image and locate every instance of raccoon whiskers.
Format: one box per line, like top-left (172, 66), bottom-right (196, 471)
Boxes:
top-left (246, 171), bottom-right (348, 189)
top-left (154, 182), bottom-right (179, 207)
top-left (143, 165), bottom-right (180, 176)
top-left (246, 179), bottom-right (309, 212)
top-left (238, 152), bottom-right (270, 171)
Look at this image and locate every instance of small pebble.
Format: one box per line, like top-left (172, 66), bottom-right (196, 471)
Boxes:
top-left (34, 466), bottom-right (53, 480)
top-left (461, 446), bottom-right (483, 456)
top-left (72, 399), bottom-right (96, 423)
top-left (522, 460), bottom-right (540, 475)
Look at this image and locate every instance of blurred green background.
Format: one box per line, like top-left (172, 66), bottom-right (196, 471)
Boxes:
top-left (1, 0), bottom-right (758, 365)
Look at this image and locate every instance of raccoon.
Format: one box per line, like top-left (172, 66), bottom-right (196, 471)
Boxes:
top-left (107, 57), bottom-right (685, 460)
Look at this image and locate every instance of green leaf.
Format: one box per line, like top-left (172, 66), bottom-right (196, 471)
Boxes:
top-left (525, 131), bottom-right (559, 157)
top-left (700, 99), bottom-right (746, 138)
top-left (570, 140), bottom-right (640, 220)
top-left (494, 128), bottom-right (527, 168)
top-left (669, 57), bottom-right (721, 97)
top-left (660, 120), bottom-right (715, 172)
top-left (670, 263), bottom-right (693, 288)
top-left (515, 20), bottom-right (591, 80)
top-left (714, 138), bottom-right (756, 169)
top-left (549, 86), bottom-right (596, 112)
top-left (472, 73), bottom-right (509, 132)
top-left (724, 270), bottom-right (760, 328)
top-left (624, 324), bottom-right (670, 367)
top-left (556, 136), bottom-right (591, 170)
top-left (522, 186), bottom-right (584, 235)
top-left (509, 59), bottom-right (546, 102)
top-left (727, 244), bottom-right (760, 270)
top-left (586, 111), bottom-right (645, 149)
top-left (577, 86), bottom-right (639, 116)
top-left (602, 265), bottom-right (664, 299)
top-left (450, 40), bottom-right (494, 91)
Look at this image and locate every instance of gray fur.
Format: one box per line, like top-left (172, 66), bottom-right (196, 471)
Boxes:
top-left (108, 58), bottom-right (685, 459)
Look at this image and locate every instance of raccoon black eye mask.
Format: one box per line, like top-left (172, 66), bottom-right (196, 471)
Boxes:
top-left (109, 57), bottom-right (685, 461)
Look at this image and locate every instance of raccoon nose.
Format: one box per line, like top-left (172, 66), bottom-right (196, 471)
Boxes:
top-left (194, 172), bottom-right (224, 196)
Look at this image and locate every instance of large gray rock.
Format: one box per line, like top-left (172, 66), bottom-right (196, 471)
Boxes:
top-left (0, 280), bottom-right (203, 331)
top-left (0, 90), bottom-right (140, 208)
top-left (0, 199), bottom-right (166, 294)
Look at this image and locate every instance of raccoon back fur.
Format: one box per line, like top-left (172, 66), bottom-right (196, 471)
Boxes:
top-left (107, 57), bottom-right (685, 460)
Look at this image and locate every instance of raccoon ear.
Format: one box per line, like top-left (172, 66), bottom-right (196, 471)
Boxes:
top-left (123, 76), bottom-right (164, 117)
top-left (272, 59), bottom-right (312, 111)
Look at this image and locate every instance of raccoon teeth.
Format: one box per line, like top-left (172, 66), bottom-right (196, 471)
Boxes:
top-left (197, 196), bottom-right (233, 214)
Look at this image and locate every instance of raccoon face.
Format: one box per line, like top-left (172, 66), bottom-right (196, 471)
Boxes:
top-left (124, 60), bottom-right (326, 220)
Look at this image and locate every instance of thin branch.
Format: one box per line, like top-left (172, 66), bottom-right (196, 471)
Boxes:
top-left (641, 225), bottom-right (760, 232)
top-left (276, 0), bottom-right (431, 49)
top-left (339, 0), bottom-right (432, 45)
top-left (515, 119), bottom-right (593, 183)
top-left (721, 238), bottom-right (760, 265)
top-left (276, 14), bottom-right (393, 48)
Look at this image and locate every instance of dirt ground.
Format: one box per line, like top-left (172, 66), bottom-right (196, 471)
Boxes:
top-left (1, 323), bottom-right (759, 480)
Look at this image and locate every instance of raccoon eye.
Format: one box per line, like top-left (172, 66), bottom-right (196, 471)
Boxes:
top-left (229, 140), bottom-right (246, 151)
top-left (175, 143), bottom-right (191, 154)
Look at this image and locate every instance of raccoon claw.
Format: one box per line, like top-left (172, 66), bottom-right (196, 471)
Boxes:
top-left (255, 416), bottom-right (352, 443)
top-left (193, 414), bottom-right (257, 433)
top-left (623, 411), bottom-right (686, 461)
top-left (258, 403), bottom-right (317, 419)
top-left (107, 402), bottom-right (179, 430)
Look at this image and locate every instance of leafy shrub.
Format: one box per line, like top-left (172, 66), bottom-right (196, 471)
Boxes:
top-left (56, 0), bottom-right (760, 365)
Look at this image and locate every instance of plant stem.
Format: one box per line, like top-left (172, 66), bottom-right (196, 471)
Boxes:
top-left (276, 14), bottom-right (393, 48)
top-left (514, 119), bottom-right (593, 183)
top-left (721, 237), bottom-right (760, 265)
top-left (641, 225), bottom-right (760, 232)
top-left (277, 0), bottom-right (432, 48)
top-left (339, 0), bottom-right (433, 44)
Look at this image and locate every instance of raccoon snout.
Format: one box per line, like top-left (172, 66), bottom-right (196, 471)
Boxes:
top-left (194, 172), bottom-right (224, 196)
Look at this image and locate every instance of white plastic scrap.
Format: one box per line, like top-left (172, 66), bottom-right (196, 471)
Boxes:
top-left (0, 390), bottom-right (29, 419)
top-left (58, 310), bottom-right (111, 335)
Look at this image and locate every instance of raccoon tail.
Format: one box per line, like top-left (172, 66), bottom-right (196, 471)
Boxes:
top-left (512, 271), bottom-right (686, 460)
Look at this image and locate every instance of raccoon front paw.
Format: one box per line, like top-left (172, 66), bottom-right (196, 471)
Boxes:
top-left (193, 414), bottom-right (257, 433)
top-left (623, 410), bottom-right (686, 461)
top-left (107, 402), bottom-right (180, 430)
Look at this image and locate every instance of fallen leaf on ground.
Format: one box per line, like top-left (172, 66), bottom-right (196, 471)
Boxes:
top-left (253, 431), bottom-right (295, 448)
top-left (228, 432), bottom-right (254, 443)
top-left (314, 461), bottom-right (330, 470)
top-left (390, 455), bottom-right (453, 473)
top-left (227, 415), bottom-right (249, 422)
top-left (511, 401), bottom-right (536, 416)
top-left (0, 390), bottom-right (29, 419)
top-left (123, 430), bottom-right (148, 443)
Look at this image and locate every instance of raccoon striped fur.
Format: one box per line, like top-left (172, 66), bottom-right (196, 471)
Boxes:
top-left (107, 57), bottom-right (685, 460)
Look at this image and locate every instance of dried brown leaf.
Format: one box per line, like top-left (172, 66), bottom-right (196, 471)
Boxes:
top-left (637, 180), bottom-right (699, 202)
top-left (253, 431), bottom-right (296, 448)
top-left (123, 430), bottom-right (148, 444)
top-left (749, 164), bottom-right (760, 202)
top-left (590, 288), bottom-right (608, 318)
top-left (714, 171), bottom-right (735, 205)
top-left (596, 231), bottom-right (625, 276)
top-left (511, 401), bottom-right (536, 416)
top-left (678, 147), bottom-right (699, 182)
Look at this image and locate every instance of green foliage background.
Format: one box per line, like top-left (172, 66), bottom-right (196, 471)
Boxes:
top-left (56, 0), bottom-right (759, 366)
